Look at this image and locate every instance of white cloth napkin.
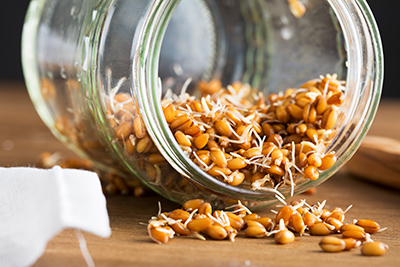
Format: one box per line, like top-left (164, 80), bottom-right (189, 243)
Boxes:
top-left (0, 166), bottom-right (111, 267)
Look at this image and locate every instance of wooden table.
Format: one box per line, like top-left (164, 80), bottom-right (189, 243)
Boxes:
top-left (1, 82), bottom-right (399, 267)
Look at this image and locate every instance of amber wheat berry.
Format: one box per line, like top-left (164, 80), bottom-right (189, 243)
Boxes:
top-left (355, 219), bottom-right (380, 234)
top-left (319, 236), bottom-right (346, 252)
top-left (361, 242), bottom-right (388, 256)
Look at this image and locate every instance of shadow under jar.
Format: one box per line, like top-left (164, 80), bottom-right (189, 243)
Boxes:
top-left (22, 0), bottom-right (383, 208)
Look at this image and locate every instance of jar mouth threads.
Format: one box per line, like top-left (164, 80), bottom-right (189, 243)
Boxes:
top-left (319, 0), bottom-right (383, 182)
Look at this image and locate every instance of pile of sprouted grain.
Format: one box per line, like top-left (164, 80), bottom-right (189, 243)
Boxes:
top-left (44, 73), bottom-right (345, 205)
top-left (160, 74), bottom-right (343, 198)
top-left (146, 198), bottom-right (388, 256)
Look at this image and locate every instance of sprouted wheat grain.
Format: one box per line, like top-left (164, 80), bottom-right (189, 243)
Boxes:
top-left (147, 198), bottom-right (387, 256)
top-left (160, 75), bottom-right (343, 196)
top-left (103, 74), bottom-right (345, 205)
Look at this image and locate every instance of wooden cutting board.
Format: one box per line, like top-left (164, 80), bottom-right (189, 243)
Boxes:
top-left (346, 136), bottom-right (400, 189)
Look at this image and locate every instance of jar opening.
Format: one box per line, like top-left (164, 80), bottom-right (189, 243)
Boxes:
top-left (22, 0), bottom-right (383, 207)
top-left (135, 0), bottom-right (383, 203)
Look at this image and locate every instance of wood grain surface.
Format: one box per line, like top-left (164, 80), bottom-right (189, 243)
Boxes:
top-left (346, 136), bottom-right (400, 189)
top-left (1, 82), bottom-right (399, 267)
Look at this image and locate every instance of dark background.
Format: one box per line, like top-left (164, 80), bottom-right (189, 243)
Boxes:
top-left (1, 0), bottom-right (399, 98)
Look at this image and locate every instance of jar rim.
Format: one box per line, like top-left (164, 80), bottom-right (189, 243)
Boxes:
top-left (135, 0), bottom-right (383, 202)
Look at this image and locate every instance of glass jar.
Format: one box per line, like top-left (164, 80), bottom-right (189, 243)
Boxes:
top-left (22, 0), bottom-right (383, 208)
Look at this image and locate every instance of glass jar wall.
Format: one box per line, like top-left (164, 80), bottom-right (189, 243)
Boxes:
top-left (22, 0), bottom-right (383, 208)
